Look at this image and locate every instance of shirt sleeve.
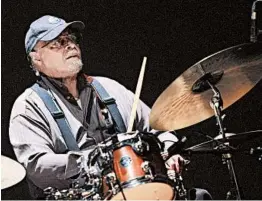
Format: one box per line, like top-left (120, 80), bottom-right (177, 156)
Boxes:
top-left (9, 100), bottom-right (92, 190)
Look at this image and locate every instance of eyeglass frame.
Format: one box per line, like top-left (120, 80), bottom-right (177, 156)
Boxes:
top-left (32, 31), bottom-right (82, 52)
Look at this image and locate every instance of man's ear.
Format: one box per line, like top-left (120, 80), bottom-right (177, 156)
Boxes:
top-left (28, 52), bottom-right (42, 76)
top-left (29, 52), bottom-right (41, 65)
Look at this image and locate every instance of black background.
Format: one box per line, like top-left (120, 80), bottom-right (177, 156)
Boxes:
top-left (2, 0), bottom-right (262, 199)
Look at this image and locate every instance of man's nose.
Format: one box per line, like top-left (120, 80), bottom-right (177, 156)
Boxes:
top-left (65, 41), bottom-right (77, 50)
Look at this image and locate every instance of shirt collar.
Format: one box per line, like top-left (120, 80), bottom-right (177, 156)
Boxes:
top-left (38, 71), bottom-right (91, 103)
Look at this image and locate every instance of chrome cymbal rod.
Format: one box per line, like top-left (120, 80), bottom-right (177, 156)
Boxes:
top-left (208, 81), bottom-right (241, 200)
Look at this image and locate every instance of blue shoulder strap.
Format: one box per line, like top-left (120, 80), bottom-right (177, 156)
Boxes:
top-left (31, 83), bottom-right (80, 151)
top-left (91, 79), bottom-right (127, 133)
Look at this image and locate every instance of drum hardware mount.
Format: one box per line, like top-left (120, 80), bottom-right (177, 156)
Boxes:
top-left (167, 170), bottom-right (187, 200)
top-left (44, 185), bottom-right (101, 200)
top-left (105, 172), bottom-right (119, 195)
top-left (79, 156), bottom-right (101, 191)
top-left (250, 0), bottom-right (262, 43)
top-left (206, 79), bottom-right (242, 200)
top-left (97, 145), bottom-right (112, 168)
top-left (43, 156), bottom-right (104, 200)
top-left (76, 156), bottom-right (104, 200)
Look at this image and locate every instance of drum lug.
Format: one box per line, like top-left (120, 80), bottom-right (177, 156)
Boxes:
top-left (105, 172), bottom-right (119, 195)
top-left (134, 140), bottom-right (143, 152)
top-left (134, 135), bottom-right (149, 154)
top-left (141, 161), bottom-right (154, 179)
top-left (106, 172), bottom-right (116, 184)
top-left (161, 151), bottom-right (169, 160)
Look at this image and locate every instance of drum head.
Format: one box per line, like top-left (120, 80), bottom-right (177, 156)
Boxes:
top-left (111, 182), bottom-right (174, 200)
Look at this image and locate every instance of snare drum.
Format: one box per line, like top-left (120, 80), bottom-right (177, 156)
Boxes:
top-left (103, 132), bottom-right (176, 200)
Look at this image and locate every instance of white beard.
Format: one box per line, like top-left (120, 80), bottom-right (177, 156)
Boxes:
top-left (67, 58), bottom-right (83, 74)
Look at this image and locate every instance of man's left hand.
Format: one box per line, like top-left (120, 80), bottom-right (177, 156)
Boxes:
top-left (165, 154), bottom-right (185, 173)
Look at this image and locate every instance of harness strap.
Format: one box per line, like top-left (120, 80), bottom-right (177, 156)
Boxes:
top-left (91, 79), bottom-right (127, 133)
top-left (31, 83), bottom-right (80, 151)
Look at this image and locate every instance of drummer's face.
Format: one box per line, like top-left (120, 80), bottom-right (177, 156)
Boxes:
top-left (29, 30), bottom-right (83, 78)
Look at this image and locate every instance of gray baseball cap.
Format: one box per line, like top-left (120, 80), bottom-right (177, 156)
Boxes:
top-left (25, 15), bottom-right (85, 54)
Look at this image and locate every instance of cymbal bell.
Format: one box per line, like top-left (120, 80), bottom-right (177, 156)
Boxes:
top-left (150, 43), bottom-right (262, 131)
top-left (185, 130), bottom-right (262, 153)
top-left (1, 155), bottom-right (26, 189)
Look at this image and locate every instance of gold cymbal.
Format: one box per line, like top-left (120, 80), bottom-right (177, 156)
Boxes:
top-left (150, 43), bottom-right (262, 131)
top-left (1, 155), bottom-right (26, 189)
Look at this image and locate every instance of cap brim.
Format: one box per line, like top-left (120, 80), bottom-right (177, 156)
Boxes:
top-left (41, 21), bottom-right (85, 41)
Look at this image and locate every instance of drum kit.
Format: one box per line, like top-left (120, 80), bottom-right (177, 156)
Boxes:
top-left (2, 42), bottom-right (261, 200)
top-left (1, 1), bottom-right (262, 200)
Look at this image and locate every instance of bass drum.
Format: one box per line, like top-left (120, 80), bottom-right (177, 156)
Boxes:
top-left (102, 132), bottom-right (176, 200)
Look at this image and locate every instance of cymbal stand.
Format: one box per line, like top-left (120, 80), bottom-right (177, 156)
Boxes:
top-left (207, 81), bottom-right (241, 200)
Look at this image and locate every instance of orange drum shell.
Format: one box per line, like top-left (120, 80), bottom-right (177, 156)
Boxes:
top-left (113, 145), bottom-right (145, 183)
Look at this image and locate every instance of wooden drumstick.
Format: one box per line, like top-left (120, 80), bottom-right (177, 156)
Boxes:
top-left (127, 57), bottom-right (147, 133)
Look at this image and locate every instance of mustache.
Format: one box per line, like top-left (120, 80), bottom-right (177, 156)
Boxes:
top-left (65, 50), bottom-right (80, 59)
